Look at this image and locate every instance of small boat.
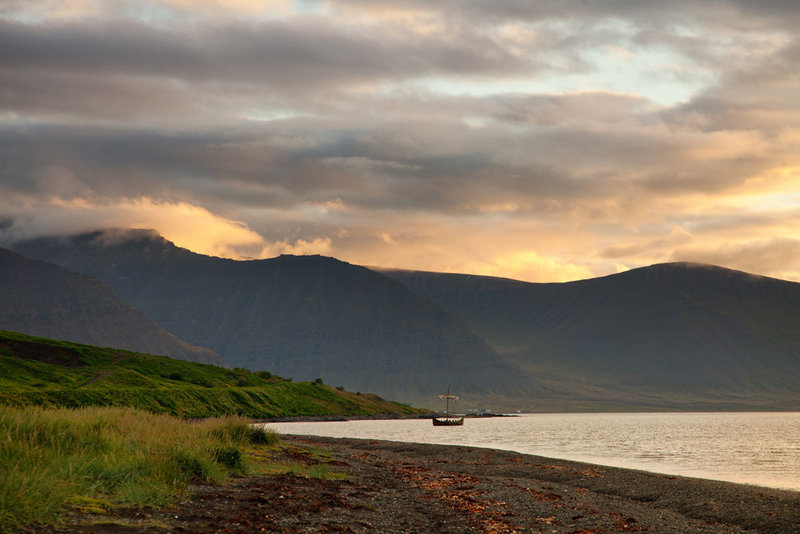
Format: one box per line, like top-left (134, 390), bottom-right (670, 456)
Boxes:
top-left (432, 389), bottom-right (464, 426)
top-left (432, 416), bottom-right (464, 426)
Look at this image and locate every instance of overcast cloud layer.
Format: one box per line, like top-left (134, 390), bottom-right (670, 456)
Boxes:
top-left (2, 0), bottom-right (800, 282)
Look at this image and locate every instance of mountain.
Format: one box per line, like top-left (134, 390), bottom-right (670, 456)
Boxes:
top-left (380, 264), bottom-right (800, 410)
top-left (0, 248), bottom-right (223, 365)
top-left (15, 229), bottom-right (800, 411)
top-left (13, 230), bottom-right (528, 405)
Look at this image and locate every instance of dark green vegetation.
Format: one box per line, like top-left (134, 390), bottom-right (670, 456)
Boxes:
top-left (383, 264), bottom-right (800, 411)
top-left (13, 230), bottom-right (527, 404)
top-left (0, 247), bottom-right (221, 365)
top-left (0, 331), bottom-right (425, 418)
top-left (0, 405), bottom-right (282, 533)
top-left (12, 230), bottom-right (800, 411)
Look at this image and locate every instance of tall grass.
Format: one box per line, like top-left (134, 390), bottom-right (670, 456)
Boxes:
top-left (0, 405), bottom-right (278, 532)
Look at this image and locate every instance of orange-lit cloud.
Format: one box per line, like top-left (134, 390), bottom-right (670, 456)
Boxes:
top-left (462, 251), bottom-right (595, 283)
top-left (5, 197), bottom-right (264, 259)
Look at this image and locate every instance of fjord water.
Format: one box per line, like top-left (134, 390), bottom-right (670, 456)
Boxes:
top-left (266, 412), bottom-right (800, 492)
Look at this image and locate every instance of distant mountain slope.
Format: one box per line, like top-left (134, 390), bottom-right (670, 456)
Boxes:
top-left (381, 264), bottom-right (800, 409)
top-left (0, 248), bottom-right (223, 365)
top-left (13, 230), bottom-right (528, 404)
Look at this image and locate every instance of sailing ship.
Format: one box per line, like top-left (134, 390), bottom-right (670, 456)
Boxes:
top-left (432, 389), bottom-right (464, 426)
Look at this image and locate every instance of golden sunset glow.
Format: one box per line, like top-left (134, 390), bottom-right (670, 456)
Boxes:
top-left (2, 1), bottom-right (800, 282)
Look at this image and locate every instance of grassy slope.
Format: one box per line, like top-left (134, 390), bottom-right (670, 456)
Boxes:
top-left (0, 330), bottom-right (426, 418)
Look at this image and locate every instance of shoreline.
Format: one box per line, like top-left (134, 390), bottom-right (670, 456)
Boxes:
top-left (262, 415), bottom-right (799, 495)
top-left (254, 412), bottom-right (515, 423)
top-left (38, 434), bottom-right (800, 533)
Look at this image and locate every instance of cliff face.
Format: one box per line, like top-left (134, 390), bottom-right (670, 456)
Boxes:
top-left (0, 247), bottom-right (223, 365)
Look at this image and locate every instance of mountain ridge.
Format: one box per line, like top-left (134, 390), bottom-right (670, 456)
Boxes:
top-left (13, 230), bottom-right (529, 406)
top-left (12, 230), bottom-right (800, 410)
top-left (382, 262), bottom-right (800, 407)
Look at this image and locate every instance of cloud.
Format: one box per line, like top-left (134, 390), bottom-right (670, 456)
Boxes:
top-left (324, 1), bottom-right (800, 26)
top-left (257, 237), bottom-right (333, 258)
top-left (0, 14), bottom-right (538, 122)
top-left (0, 68), bottom-right (201, 123)
top-left (462, 250), bottom-right (595, 283)
top-left (0, 0), bottom-right (294, 21)
top-left (2, 0), bottom-right (800, 282)
top-left (670, 238), bottom-right (800, 282)
top-left (0, 196), bottom-right (267, 258)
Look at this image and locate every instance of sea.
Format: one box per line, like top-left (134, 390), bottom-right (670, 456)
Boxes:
top-left (264, 412), bottom-right (800, 492)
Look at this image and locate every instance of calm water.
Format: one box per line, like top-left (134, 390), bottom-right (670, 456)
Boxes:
top-left (265, 412), bottom-right (800, 492)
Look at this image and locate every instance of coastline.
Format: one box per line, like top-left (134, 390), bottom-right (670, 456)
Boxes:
top-left (254, 412), bottom-right (513, 423)
top-left (38, 434), bottom-right (799, 533)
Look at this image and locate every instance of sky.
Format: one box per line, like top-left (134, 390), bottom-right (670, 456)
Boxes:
top-left (2, 0), bottom-right (800, 282)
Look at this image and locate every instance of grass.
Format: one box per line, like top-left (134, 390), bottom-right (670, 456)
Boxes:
top-left (0, 405), bottom-right (281, 533)
top-left (249, 441), bottom-right (349, 480)
top-left (0, 330), bottom-right (428, 419)
top-left (0, 331), bottom-right (427, 530)
top-left (0, 331), bottom-right (428, 530)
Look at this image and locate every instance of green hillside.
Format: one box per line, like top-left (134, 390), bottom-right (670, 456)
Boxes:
top-left (0, 330), bottom-right (426, 418)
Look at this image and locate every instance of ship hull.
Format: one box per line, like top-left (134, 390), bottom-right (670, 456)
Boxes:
top-left (432, 417), bottom-right (464, 426)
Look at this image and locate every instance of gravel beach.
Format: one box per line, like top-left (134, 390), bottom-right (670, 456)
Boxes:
top-left (33, 435), bottom-right (800, 533)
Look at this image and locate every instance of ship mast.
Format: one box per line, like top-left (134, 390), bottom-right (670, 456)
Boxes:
top-left (438, 388), bottom-right (459, 417)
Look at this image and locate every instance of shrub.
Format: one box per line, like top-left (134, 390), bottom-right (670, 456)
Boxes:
top-left (191, 377), bottom-right (213, 387)
top-left (212, 446), bottom-right (244, 471)
top-left (247, 426), bottom-right (280, 446)
top-left (208, 417), bottom-right (253, 443)
top-left (172, 450), bottom-right (214, 482)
